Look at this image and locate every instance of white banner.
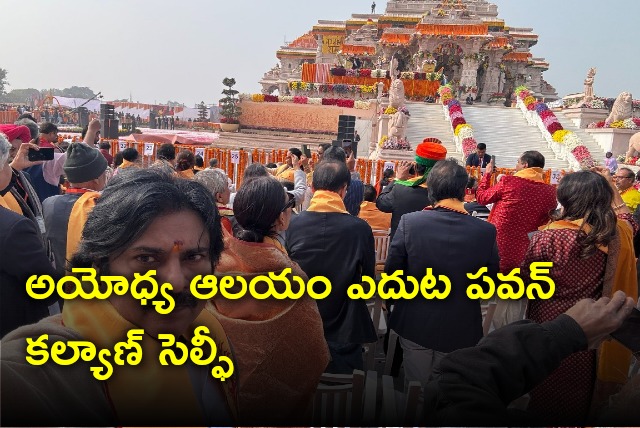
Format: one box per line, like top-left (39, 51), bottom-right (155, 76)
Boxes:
top-left (230, 150), bottom-right (240, 164)
top-left (143, 143), bottom-right (155, 157)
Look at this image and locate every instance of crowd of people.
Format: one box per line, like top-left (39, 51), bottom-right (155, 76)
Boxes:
top-left (1, 115), bottom-right (640, 425)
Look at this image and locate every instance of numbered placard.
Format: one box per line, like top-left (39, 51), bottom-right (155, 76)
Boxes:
top-left (550, 169), bottom-right (562, 185)
top-left (118, 142), bottom-right (127, 152)
top-left (383, 161), bottom-right (395, 171)
top-left (195, 148), bottom-right (205, 159)
top-left (143, 143), bottom-right (155, 157)
top-left (230, 150), bottom-right (240, 164)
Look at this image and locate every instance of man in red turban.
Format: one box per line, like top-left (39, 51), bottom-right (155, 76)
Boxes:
top-left (377, 139), bottom-right (447, 238)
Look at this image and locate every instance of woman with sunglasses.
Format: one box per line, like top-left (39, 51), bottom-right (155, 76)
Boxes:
top-left (206, 176), bottom-right (329, 425)
top-left (521, 167), bottom-right (638, 423)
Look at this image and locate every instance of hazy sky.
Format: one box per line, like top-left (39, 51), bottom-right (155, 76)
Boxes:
top-left (1, 0), bottom-right (638, 106)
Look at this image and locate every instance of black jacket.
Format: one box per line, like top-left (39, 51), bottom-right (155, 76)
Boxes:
top-left (386, 207), bottom-right (499, 352)
top-left (376, 181), bottom-right (430, 238)
top-left (0, 207), bottom-right (59, 338)
top-left (465, 152), bottom-right (492, 168)
top-left (43, 193), bottom-right (82, 277)
top-left (286, 211), bottom-right (377, 344)
top-left (426, 314), bottom-right (588, 425)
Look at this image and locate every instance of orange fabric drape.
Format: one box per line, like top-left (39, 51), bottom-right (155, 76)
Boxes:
top-left (0, 111), bottom-right (19, 124)
top-left (416, 23), bottom-right (488, 36)
top-left (380, 33), bottom-right (411, 44)
top-left (341, 45), bottom-right (376, 55)
top-left (504, 52), bottom-right (532, 62)
top-left (302, 63), bottom-right (316, 83)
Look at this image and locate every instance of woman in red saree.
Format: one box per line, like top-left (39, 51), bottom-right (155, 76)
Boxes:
top-left (522, 168), bottom-right (638, 424)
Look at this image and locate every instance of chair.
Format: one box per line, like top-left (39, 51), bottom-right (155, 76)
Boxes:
top-left (384, 329), bottom-right (400, 376)
top-left (364, 294), bottom-right (387, 370)
top-left (312, 369), bottom-right (377, 426)
top-left (381, 375), bottom-right (422, 425)
top-left (373, 228), bottom-right (391, 275)
top-left (481, 301), bottom-right (498, 336)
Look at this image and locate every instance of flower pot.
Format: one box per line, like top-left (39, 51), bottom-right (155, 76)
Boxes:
top-left (220, 123), bottom-right (240, 132)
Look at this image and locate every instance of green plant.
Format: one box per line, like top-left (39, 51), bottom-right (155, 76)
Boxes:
top-left (197, 101), bottom-right (209, 122)
top-left (219, 77), bottom-right (242, 124)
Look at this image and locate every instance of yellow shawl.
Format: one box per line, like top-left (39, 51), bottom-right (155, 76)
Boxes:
top-left (307, 190), bottom-right (348, 214)
top-left (62, 297), bottom-right (237, 424)
top-left (65, 191), bottom-right (100, 267)
top-left (514, 167), bottom-right (545, 183)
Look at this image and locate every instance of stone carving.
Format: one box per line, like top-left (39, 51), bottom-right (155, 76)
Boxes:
top-left (390, 57), bottom-right (399, 79)
top-left (627, 132), bottom-right (640, 159)
top-left (388, 110), bottom-right (409, 139)
top-left (606, 92), bottom-right (633, 124)
top-left (583, 67), bottom-right (596, 103)
top-left (388, 78), bottom-right (405, 109)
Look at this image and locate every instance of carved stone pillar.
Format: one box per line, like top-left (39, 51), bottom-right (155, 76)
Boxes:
top-left (481, 66), bottom-right (500, 102)
top-left (460, 58), bottom-right (480, 88)
top-left (528, 69), bottom-right (542, 95)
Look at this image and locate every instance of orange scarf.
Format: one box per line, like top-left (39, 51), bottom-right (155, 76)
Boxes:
top-left (177, 169), bottom-right (195, 179)
top-left (1, 192), bottom-right (23, 214)
top-left (434, 199), bottom-right (469, 215)
top-left (65, 191), bottom-right (100, 267)
top-left (62, 297), bottom-right (237, 424)
top-left (119, 159), bottom-right (137, 169)
top-left (514, 167), bottom-right (545, 183)
top-left (307, 190), bottom-right (348, 214)
top-left (541, 218), bottom-right (637, 385)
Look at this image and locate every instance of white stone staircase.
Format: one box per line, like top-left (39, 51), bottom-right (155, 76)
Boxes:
top-left (554, 110), bottom-right (604, 159)
top-left (403, 102), bottom-right (604, 170)
top-left (405, 102), bottom-right (458, 156)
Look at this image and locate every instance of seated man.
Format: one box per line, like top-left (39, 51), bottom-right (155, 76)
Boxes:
top-left (2, 169), bottom-right (235, 426)
top-left (465, 143), bottom-right (491, 168)
top-left (358, 184), bottom-right (391, 231)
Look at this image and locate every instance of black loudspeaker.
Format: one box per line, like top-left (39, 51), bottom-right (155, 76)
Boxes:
top-left (77, 107), bottom-right (89, 128)
top-left (337, 114), bottom-right (356, 142)
top-left (101, 119), bottom-right (120, 139)
top-left (100, 103), bottom-right (115, 120)
top-left (149, 111), bottom-right (157, 129)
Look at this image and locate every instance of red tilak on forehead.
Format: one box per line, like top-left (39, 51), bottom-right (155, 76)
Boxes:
top-left (172, 240), bottom-right (184, 252)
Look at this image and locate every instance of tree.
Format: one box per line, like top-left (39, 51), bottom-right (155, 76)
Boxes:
top-left (219, 77), bottom-right (242, 124)
top-left (197, 101), bottom-right (209, 121)
top-left (58, 86), bottom-right (96, 99)
top-left (1, 88), bottom-right (40, 104)
top-left (0, 68), bottom-right (7, 96)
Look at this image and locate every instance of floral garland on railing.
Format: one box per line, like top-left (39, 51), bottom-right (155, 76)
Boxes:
top-left (289, 81), bottom-right (377, 96)
top-left (328, 67), bottom-right (442, 81)
top-left (515, 86), bottom-right (595, 170)
top-left (438, 85), bottom-right (453, 105)
top-left (244, 94), bottom-right (372, 110)
top-left (438, 95), bottom-right (477, 158)
top-left (587, 118), bottom-right (640, 130)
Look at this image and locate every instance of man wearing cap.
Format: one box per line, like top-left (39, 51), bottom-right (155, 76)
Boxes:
top-left (385, 159), bottom-right (500, 387)
top-left (42, 143), bottom-right (108, 277)
top-left (377, 139), bottom-right (447, 238)
top-left (0, 124), bottom-right (47, 243)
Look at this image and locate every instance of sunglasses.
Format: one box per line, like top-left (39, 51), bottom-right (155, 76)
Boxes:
top-left (281, 195), bottom-right (296, 212)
